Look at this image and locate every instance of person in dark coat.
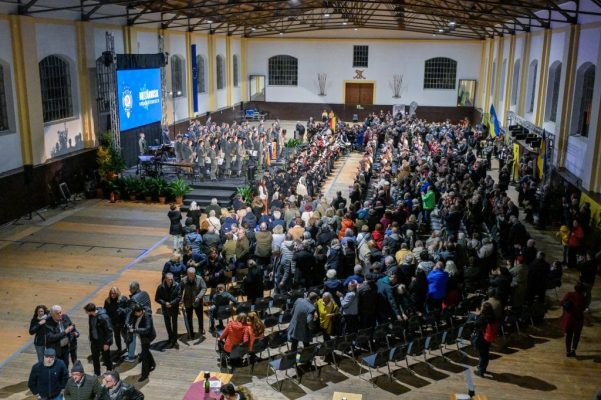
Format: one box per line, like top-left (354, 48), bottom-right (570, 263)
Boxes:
top-left (83, 303), bottom-right (114, 376)
top-left (103, 288), bottom-right (127, 354)
top-left (357, 273), bottom-right (378, 329)
top-left (243, 259), bottom-right (264, 304)
top-left (526, 251), bottom-right (550, 304)
top-left (125, 281), bottom-right (152, 363)
top-left (287, 292), bottom-right (319, 351)
top-left (292, 242), bottom-right (316, 289)
top-left (29, 305), bottom-right (49, 363)
top-left (126, 305), bottom-right (156, 382)
top-left (28, 348), bottom-right (68, 400)
top-left (376, 273), bottom-right (406, 322)
top-left (181, 267), bottom-right (208, 338)
top-left (63, 360), bottom-right (101, 400)
top-left (45, 305), bottom-right (78, 369)
top-left (168, 203), bottom-right (183, 250)
top-left (97, 371), bottom-right (144, 400)
top-left (154, 273), bottom-right (182, 347)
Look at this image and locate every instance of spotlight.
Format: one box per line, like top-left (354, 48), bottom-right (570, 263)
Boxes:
top-left (438, 28), bottom-right (444, 32)
top-left (324, 13), bottom-right (330, 17)
top-left (449, 21), bottom-right (456, 26)
top-left (207, 19), bottom-right (213, 24)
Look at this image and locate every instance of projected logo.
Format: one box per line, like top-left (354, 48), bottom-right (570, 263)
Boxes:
top-left (121, 86), bottom-right (133, 119)
top-left (138, 84), bottom-right (160, 110)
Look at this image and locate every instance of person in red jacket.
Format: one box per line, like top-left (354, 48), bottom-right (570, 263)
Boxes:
top-left (219, 313), bottom-right (249, 353)
top-left (371, 223), bottom-right (385, 250)
top-left (567, 219), bottom-right (584, 269)
top-left (473, 302), bottom-right (499, 377)
top-left (338, 213), bottom-right (356, 241)
top-left (560, 282), bottom-right (586, 357)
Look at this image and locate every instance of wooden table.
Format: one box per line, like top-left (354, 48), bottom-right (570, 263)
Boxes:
top-left (332, 392), bottom-right (363, 400)
top-left (183, 371), bottom-right (234, 400)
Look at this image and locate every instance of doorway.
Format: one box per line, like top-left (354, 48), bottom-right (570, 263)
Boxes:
top-left (345, 82), bottom-right (374, 105)
top-left (249, 75), bottom-right (265, 101)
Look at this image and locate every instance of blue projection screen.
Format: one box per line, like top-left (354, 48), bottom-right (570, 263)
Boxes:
top-left (117, 68), bottom-right (162, 132)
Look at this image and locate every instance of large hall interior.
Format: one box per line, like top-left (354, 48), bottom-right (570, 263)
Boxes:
top-left (0, 0), bottom-right (600, 399)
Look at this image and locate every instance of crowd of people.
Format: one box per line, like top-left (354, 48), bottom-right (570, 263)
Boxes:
top-left (26, 110), bottom-right (599, 399)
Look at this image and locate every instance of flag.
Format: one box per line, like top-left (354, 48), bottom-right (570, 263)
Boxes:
top-left (329, 116), bottom-right (337, 133)
top-left (489, 104), bottom-right (501, 138)
top-left (537, 130), bottom-right (548, 180)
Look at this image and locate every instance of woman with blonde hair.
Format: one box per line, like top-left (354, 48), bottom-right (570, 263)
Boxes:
top-left (104, 286), bottom-right (125, 353)
top-left (246, 311), bottom-right (266, 351)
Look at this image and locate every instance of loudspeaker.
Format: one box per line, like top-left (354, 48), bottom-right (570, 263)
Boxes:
top-left (101, 51), bottom-right (113, 67)
top-left (23, 164), bottom-right (33, 185)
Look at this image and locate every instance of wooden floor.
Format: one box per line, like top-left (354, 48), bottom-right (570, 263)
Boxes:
top-left (0, 159), bottom-right (600, 400)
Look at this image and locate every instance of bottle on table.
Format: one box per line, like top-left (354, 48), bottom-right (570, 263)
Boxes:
top-left (204, 371), bottom-right (210, 393)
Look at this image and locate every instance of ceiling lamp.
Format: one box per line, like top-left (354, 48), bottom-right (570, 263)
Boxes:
top-left (207, 20), bottom-right (213, 24)
top-left (324, 13), bottom-right (330, 17)
top-left (449, 21), bottom-right (456, 26)
top-left (438, 28), bottom-right (444, 32)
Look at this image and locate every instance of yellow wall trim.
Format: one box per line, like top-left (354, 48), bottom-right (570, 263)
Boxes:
top-left (493, 36), bottom-right (504, 111)
top-left (76, 22), bottom-right (94, 148)
top-left (484, 39), bottom-right (494, 112)
top-left (240, 38), bottom-right (248, 103)
top-left (535, 29), bottom-right (551, 126)
top-left (247, 37), bottom-right (482, 44)
top-left (503, 35), bottom-right (516, 124)
top-left (476, 40), bottom-right (487, 109)
top-left (186, 31), bottom-right (194, 118)
top-left (517, 32), bottom-right (531, 116)
top-left (226, 35), bottom-right (232, 107)
top-left (207, 34), bottom-right (216, 111)
top-left (9, 15), bottom-right (33, 165)
top-left (557, 24), bottom-right (580, 168)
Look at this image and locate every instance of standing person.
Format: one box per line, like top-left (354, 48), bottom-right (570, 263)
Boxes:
top-left (287, 292), bottom-right (319, 351)
top-left (28, 348), bottom-right (68, 400)
top-left (103, 287), bottom-right (126, 355)
top-left (97, 371), bottom-right (144, 400)
top-left (181, 267), bottom-right (208, 338)
top-left (154, 273), bottom-right (182, 348)
top-left (316, 292), bottom-right (339, 340)
top-left (567, 219), bottom-right (584, 269)
top-left (63, 360), bottom-right (101, 400)
top-left (339, 280), bottom-right (359, 335)
top-left (29, 305), bottom-right (49, 363)
top-left (126, 305), bottom-right (156, 382)
top-left (125, 281), bottom-right (152, 363)
top-left (83, 303), bottom-right (114, 376)
top-left (472, 302), bottom-right (498, 377)
top-left (138, 132), bottom-right (147, 155)
top-left (45, 305), bottom-right (77, 369)
top-left (560, 283), bottom-right (587, 357)
top-left (242, 259), bottom-right (264, 305)
top-left (168, 203), bottom-right (183, 250)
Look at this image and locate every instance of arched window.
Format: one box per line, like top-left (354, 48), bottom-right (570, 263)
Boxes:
top-left (170, 55), bottom-right (185, 97)
top-left (233, 55), bottom-right (239, 87)
top-left (526, 60), bottom-right (538, 113)
top-left (423, 57), bottom-right (457, 89)
top-left (196, 55), bottom-right (207, 94)
top-left (39, 55), bottom-right (73, 123)
top-left (499, 59), bottom-right (507, 101)
top-left (0, 63), bottom-right (8, 132)
top-left (572, 62), bottom-right (596, 137)
top-left (268, 55), bottom-right (298, 86)
top-left (544, 61), bottom-right (562, 123)
top-left (511, 59), bottom-right (521, 106)
top-left (216, 55), bottom-right (225, 90)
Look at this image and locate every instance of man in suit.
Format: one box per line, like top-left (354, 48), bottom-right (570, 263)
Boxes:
top-left (154, 273), bottom-right (182, 347)
top-left (83, 303), bottom-right (114, 376)
top-left (138, 133), bottom-right (147, 155)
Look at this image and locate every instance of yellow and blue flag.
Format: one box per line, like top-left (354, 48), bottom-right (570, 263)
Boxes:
top-left (489, 104), bottom-right (501, 138)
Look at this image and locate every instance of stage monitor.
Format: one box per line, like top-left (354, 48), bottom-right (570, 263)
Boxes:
top-left (117, 68), bottom-right (162, 132)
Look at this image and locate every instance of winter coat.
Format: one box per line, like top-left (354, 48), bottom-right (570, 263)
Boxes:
top-left (560, 291), bottom-right (586, 332)
top-left (371, 230), bottom-right (385, 250)
top-left (243, 266), bottom-right (264, 302)
top-left (219, 321), bottom-right (249, 352)
top-left (162, 261), bottom-right (186, 282)
top-left (29, 315), bottom-right (49, 346)
top-left (168, 210), bottom-right (182, 235)
top-left (130, 290), bottom-right (152, 314)
top-left (96, 382), bottom-right (144, 400)
top-left (44, 314), bottom-right (77, 358)
top-left (316, 299), bottom-right (339, 334)
top-left (325, 245), bottom-right (341, 272)
top-left (184, 231), bottom-right (203, 253)
top-left (427, 269), bottom-right (449, 300)
top-left (126, 312), bottom-right (156, 344)
top-left (376, 276), bottom-right (402, 318)
top-left (28, 359), bottom-right (68, 399)
top-left (181, 275), bottom-right (207, 308)
top-left (287, 298), bottom-right (316, 343)
top-left (338, 218), bottom-right (356, 241)
top-left (421, 190), bottom-right (436, 210)
top-left (254, 231), bottom-right (273, 257)
top-left (88, 308), bottom-right (113, 345)
top-left (64, 374), bottom-right (102, 400)
top-left (154, 281), bottom-right (182, 313)
top-left (568, 225), bottom-right (584, 248)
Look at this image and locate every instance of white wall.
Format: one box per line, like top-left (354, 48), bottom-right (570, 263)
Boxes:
top-left (192, 35), bottom-right (209, 116)
top-left (215, 37), bottom-right (227, 109)
top-left (246, 39), bottom-right (482, 106)
top-left (509, 36), bottom-right (525, 114)
top-left (93, 27), bottom-right (124, 64)
top-left (166, 32), bottom-right (188, 125)
top-left (524, 32), bottom-right (544, 122)
top-left (231, 38), bottom-right (241, 105)
top-left (0, 19), bottom-right (23, 174)
top-left (136, 30), bottom-right (159, 54)
top-left (36, 23), bottom-right (84, 162)
top-left (542, 30), bottom-right (567, 137)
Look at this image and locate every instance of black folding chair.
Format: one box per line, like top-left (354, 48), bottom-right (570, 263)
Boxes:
top-left (361, 349), bottom-right (392, 385)
top-left (249, 336), bottom-right (270, 374)
top-left (221, 342), bottom-right (249, 372)
top-left (296, 344), bottom-right (319, 383)
top-left (268, 351), bottom-right (297, 391)
top-left (267, 330), bottom-right (289, 357)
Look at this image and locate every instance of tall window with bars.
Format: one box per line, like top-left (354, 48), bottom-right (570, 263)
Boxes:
top-left (526, 60), bottom-right (538, 113)
top-left (353, 45), bottom-right (369, 68)
top-left (171, 55), bottom-right (185, 97)
top-left (572, 63), bottom-right (596, 137)
top-left (196, 55), bottom-right (207, 93)
top-left (544, 61), bottom-right (562, 123)
top-left (216, 55), bottom-right (225, 90)
top-left (233, 55), bottom-right (239, 87)
top-left (0, 64), bottom-right (8, 132)
top-left (39, 55), bottom-right (73, 123)
top-left (268, 55), bottom-right (298, 86)
top-left (511, 59), bottom-right (521, 106)
top-left (423, 57), bottom-right (457, 89)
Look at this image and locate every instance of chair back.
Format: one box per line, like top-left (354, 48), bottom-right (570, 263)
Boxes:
top-left (216, 305), bottom-right (234, 320)
top-left (297, 344), bottom-right (318, 364)
top-left (268, 330), bottom-right (288, 349)
top-left (230, 342), bottom-right (249, 360)
top-left (251, 336), bottom-right (269, 354)
top-left (389, 345), bottom-right (407, 362)
top-left (278, 351), bottom-right (298, 370)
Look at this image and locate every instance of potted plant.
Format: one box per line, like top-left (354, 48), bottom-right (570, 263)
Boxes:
top-left (236, 185), bottom-right (254, 204)
top-left (105, 180), bottom-right (120, 203)
top-left (152, 177), bottom-right (169, 204)
top-left (168, 178), bottom-right (192, 205)
top-left (97, 132), bottom-right (125, 182)
top-left (142, 179), bottom-right (153, 203)
top-left (122, 176), bottom-right (142, 201)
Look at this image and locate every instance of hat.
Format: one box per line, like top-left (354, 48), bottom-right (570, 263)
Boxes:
top-left (44, 348), bottom-right (56, 357)
top-left (71, 360), bottom-right (84, 373)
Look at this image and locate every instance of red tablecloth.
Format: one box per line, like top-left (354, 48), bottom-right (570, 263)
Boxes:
top-left (183, 377), bottom-right (222, 400)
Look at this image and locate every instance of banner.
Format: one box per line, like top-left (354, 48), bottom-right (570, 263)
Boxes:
top-left (191, 44), bottom-right (198, 113)
top-left (513, 143), bottom-right (520, 179)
